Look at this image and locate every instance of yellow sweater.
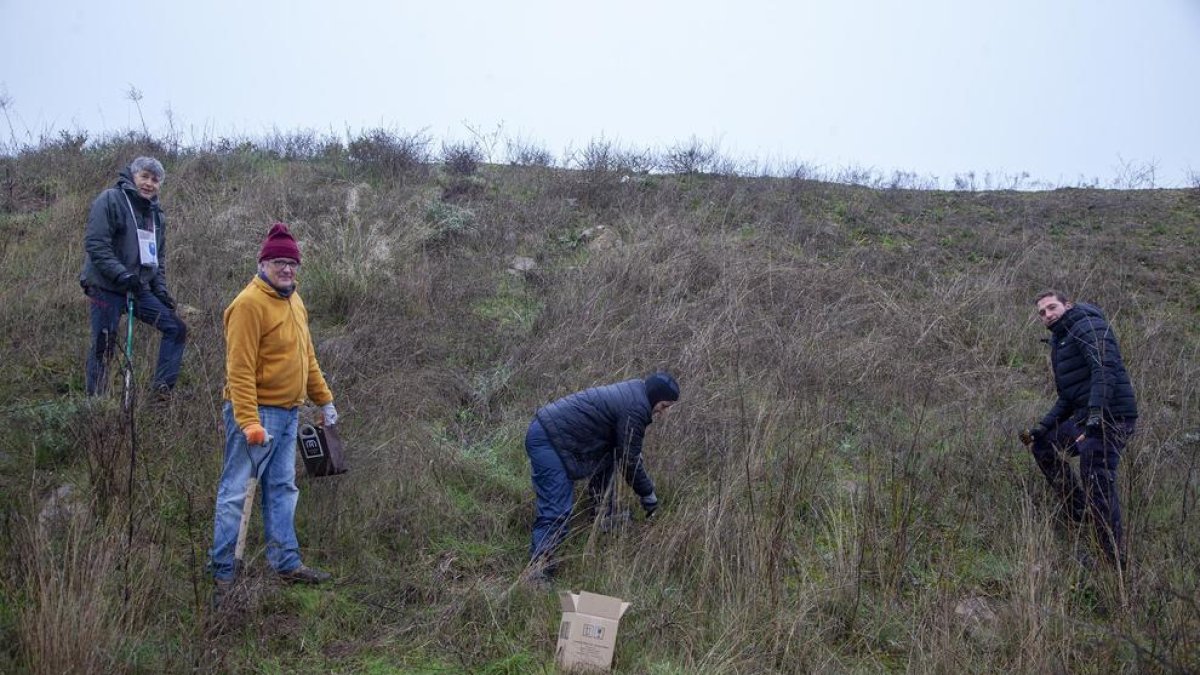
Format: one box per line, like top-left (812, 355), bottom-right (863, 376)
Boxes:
top-left (223, 276), bottom-right (333, 430)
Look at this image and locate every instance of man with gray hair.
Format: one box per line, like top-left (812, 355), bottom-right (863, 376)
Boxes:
top-left (80, 157), bottom-right (187, 396)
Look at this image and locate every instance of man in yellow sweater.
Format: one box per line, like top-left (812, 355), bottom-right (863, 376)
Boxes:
top-left (210, 223), bottom-right (337, 602)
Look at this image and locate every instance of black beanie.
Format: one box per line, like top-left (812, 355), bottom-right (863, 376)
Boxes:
top-left (645, 372), bottom-right (680, 407)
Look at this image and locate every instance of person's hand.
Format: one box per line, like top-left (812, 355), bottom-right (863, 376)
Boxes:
top-left (115, 270), bottom-right (140, 292)
top-left (641, 493), bottom-right (659, 520)
top-left (1019, 423), bottom-right (1046, 446)
top-left (321, 402), bottom-right (339, 426)
top-left (1084, 408), bottom-right (1103, 438)
top-left (243, 423), bottom-right (267, 446)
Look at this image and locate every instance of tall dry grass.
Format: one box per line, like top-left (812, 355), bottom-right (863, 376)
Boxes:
top-left (0, 136), bottom-right (1197, 672)
top-left (10, 490), bottom-right (169, 674)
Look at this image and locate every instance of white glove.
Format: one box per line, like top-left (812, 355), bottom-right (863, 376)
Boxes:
top-left (321, 402), bottom-right (339, 426)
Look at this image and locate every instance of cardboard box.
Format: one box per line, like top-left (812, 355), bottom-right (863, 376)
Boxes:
top-left (555, 590), bottom-right (631, 672)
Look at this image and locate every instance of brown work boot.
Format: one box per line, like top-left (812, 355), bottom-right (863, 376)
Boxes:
top-left (148, 384), bottom-right (175, 407)
top-left (278, 565), bottom-right (332, 584)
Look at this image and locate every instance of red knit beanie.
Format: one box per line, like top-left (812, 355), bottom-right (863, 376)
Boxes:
top-left (258, 222), bottom-right (301, 262)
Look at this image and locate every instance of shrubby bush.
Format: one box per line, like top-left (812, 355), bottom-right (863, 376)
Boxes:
top-left (348, 128), bottom-right (430, 178)
top-left (441, 141), bottom-right (483, 177)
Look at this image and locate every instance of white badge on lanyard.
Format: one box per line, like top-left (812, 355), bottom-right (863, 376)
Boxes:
top-left (124, 192), bottom-right (159, 268)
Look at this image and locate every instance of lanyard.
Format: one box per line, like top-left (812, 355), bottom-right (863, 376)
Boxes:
top-left (122, 191), bottom-right (154, 233)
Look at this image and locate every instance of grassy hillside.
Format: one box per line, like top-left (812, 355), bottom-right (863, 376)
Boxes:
top-left (1, 134), bottom-right (1198, 673)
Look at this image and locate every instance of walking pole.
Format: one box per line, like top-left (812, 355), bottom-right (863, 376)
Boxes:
top-left (123, 291), bottom-right (135, 412)
top-left (122, 290), bottom-right (138, 604)
top-left (233, 434), bottom-right (274, 580)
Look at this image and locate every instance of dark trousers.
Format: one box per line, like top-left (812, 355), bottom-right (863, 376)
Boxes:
top-left (527, 419), bottom-right (572, 566)
top-left (85, 286), bottom-right (187, 395)
top-left (526, 420), bottom-right (619, 569)
top-left (1030, 417), bottom-right (1135, 563)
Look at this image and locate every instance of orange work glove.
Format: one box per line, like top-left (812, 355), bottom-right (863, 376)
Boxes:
top-left (243, 423), bottom-right (267, 446)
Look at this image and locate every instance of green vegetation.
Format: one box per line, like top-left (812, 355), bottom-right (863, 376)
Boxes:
top-left (0, 134), bottom-right (1198, 672)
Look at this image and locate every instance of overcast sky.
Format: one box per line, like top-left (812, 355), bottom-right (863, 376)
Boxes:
top-left (2, 0), bottom-right (1198, 187)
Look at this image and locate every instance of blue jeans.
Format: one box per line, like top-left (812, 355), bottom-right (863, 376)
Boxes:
top-left (527, 420), bottom-right (621, 566)
top-left (527, 419), bottom-right (574, 566)
top-left (1031, 417), bottom-right (1135, 563)
top-left (85, 286), bottom-right (187, 395)
top-left (209, 402), bottom-right (302, 581)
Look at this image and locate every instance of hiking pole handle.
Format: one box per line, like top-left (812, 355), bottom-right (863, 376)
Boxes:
top-left (233, 476), bottom-right (259, 573)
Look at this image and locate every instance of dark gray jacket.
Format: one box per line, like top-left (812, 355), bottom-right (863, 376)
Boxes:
top-left (1040, 303), bottom-right (1138, 429)
top-left (79, 169), bottom-right (170, 300)
top-left (535, 379), bottom-right (656, 497)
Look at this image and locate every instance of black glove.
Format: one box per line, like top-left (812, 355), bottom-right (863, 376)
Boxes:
top-left (115, 271), bottom-right (140, 292)
top-left (1020, 423), bottom-right (1046, 446)
top-left (641, 493), bottom-right (659, 520)
top-left (1084, 408), bottom-right (1103, 437)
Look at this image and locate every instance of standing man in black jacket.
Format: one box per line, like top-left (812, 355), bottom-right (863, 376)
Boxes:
top-left (80, 157), bottom-right (187, 397)
top-left (1022, 291), bottom-right (1137, 565)
top-left (525, 372), bottom-right (680, 579)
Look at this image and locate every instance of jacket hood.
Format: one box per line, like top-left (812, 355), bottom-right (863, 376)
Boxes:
top-left (1051, 302), bottom-right (1106, 334)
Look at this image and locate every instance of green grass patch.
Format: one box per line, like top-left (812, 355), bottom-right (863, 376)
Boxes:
top-left (472, 276), bottom-right (543, 334)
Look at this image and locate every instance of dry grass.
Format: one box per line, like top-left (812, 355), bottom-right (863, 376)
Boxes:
top-left (0, 137), bottom-right (1197, 672)
top-left (11, 491), bottom-right (169, 674)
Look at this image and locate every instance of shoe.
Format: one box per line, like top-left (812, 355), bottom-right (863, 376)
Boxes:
top-left (212, 578), bottom-right (233, 609)
top-left (1072, 549), bottom-right (1097, 571)
top-left (149, 385), bottom-right (174, 406)
top-left (525, 568), bottom-right (555, 591)
top-left (278, 565), bottom-right (332, 584)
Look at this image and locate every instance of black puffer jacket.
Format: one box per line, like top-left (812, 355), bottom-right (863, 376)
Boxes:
top-left (79, 169), bottom-right (169, 299)
top-left (1040, 303), bottom-right (1138, 429)
top-left (535, 379), bottom-right (656, 497)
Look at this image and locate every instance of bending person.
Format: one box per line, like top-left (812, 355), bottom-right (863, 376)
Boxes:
top-left (525, 372), bottom-right (679, 582)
